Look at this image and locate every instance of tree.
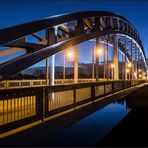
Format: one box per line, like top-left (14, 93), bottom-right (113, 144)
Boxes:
top-left (33, 69), bottom-right (44, 79)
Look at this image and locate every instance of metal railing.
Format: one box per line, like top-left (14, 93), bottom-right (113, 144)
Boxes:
top-left (0, 79), bottom-right (97, 90)
top-left (0, 79), bottom-right (147, 134)
top-left (0, 79), bottom-right (143, 90)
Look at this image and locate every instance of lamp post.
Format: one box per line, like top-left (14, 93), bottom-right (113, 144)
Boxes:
top-left (126, 69), bottom-right (130, 79)
top-left (139, 74), bottom-right (142, 79)
top-left (46, 58), bottom-right (49, 86)
top-left (111, 64), bottom-right (114, 80)
top-left (96, 45), bottom-right (103, 81)
top-left (92, 40), bottom-right (95, 80)
top-left (127, 62), bottom-right (132, 79)
top-left (134, 72), bottom-right (137, 79)
top-left (63, 49), bottom-right (74, 84)
top-left (138, 69), bottom-right (141, 79)
top-left (88, 39), bottom-right (95, 81)
top-left (143, 72), bottom-right (146, 79)
top-left (63, 50), bottom-right (66, 84)
top-left (96, 38), bottom-right (103, 82)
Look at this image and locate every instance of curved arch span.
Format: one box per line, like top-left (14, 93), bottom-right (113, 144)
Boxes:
top-left (0, 11), bottom-right (147, 81)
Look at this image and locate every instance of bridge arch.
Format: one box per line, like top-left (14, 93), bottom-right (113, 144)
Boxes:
top-left (0, 11), bottom-right (147, 82)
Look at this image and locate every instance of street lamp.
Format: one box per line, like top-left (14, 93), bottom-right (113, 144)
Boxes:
top-left (96, 46), bottom-right (103, 55)
top-left (96, 45), bottom-right (103, 82)
top-left (127, 63), bottom-right (132, 79)
top-left (126, 69), bottom-right (130, 79)
top-left (142, 72), bottom-right (146, 79)
top-left (143, 76), bottom-right (146, 79)
top-left (138, 69), bottom-right (141, 72)
top-left (66, 50), bottom-right (74, 61)
top-left (138, 69), bottom-right (141, 79)
top-left (111, 64), bottom-right (114, 68)
top-left (126, 69), bottom-right (130, 73)
top-left (127, 63), bottom-right (132, 68)
top-left (134, 72), bottom-right (137, 79)
top-left (63, 50), bottom-right (74, 84)
top-left (139, 74), bottom-right (142, 79)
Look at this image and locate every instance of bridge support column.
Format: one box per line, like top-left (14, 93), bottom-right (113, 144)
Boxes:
top-left (46, 27), bottom-right (56, 86)
top-left (63, 50), bottom-right (66, 84)
top-left (113, 35), bottom-right (119, 80)
top-left (125, 57), bottom-right (127, 80)
top-left (137, 48), bottom-right (140, 79)
top-left (103, 38), bottom-right (106, 79)
top-left (133, 43), bottom-right (137, 79)
top-left (95, 17), bottom-right (100, 82)
top-left (49, 55), bottom-right (55, 86)
top-left (46, 58), bottom-right (49, 86)
top-left (92, 41), bottom-right (95, 80)
top-left (121, 53), bottom-right (124, 80)
top-left (124, 38), bottom-right (128, 80)
top-left (96, 38), bottom-right (99, 81)
top-left (130, 39), bottom-right (134, 80)
top-left (74, 47), bottom-right (78, 83)
top-left (106, 39), bottom-right (109, 81)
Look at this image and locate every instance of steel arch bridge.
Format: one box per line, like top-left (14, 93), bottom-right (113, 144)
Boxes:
top-left (0, 11), bottom-right (147, 82)
top-left (1, 11), bottom-right (148, 136)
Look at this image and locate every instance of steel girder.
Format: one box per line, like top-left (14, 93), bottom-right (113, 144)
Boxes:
top-left (0, 11), bottom-right (147, 81)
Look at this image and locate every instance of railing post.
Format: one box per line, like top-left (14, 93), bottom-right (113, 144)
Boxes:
top-left (42, 87), bottom-right (46, 122)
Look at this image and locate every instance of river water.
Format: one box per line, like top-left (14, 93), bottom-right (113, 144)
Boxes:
top-left (44, 98), bottom-right (131, 146)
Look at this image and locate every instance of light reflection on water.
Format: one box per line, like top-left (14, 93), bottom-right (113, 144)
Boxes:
top-left (46, 99), bottom-right (131, 146)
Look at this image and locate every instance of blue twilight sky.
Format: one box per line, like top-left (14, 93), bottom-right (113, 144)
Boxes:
top-left (0, 0), bottom-right (148, 67)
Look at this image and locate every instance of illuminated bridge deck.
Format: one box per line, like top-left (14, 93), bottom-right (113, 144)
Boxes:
top-left (0, 11), bottom-right (148, 143)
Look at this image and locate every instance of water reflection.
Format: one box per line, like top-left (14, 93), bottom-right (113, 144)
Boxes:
top-left (98, 92), bottom-right (148, 147)
top-left (44, 99), bottom-right (131, 146)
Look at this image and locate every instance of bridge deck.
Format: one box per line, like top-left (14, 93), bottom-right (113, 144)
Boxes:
top-left (0, 83), bottom-right (146, 146)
